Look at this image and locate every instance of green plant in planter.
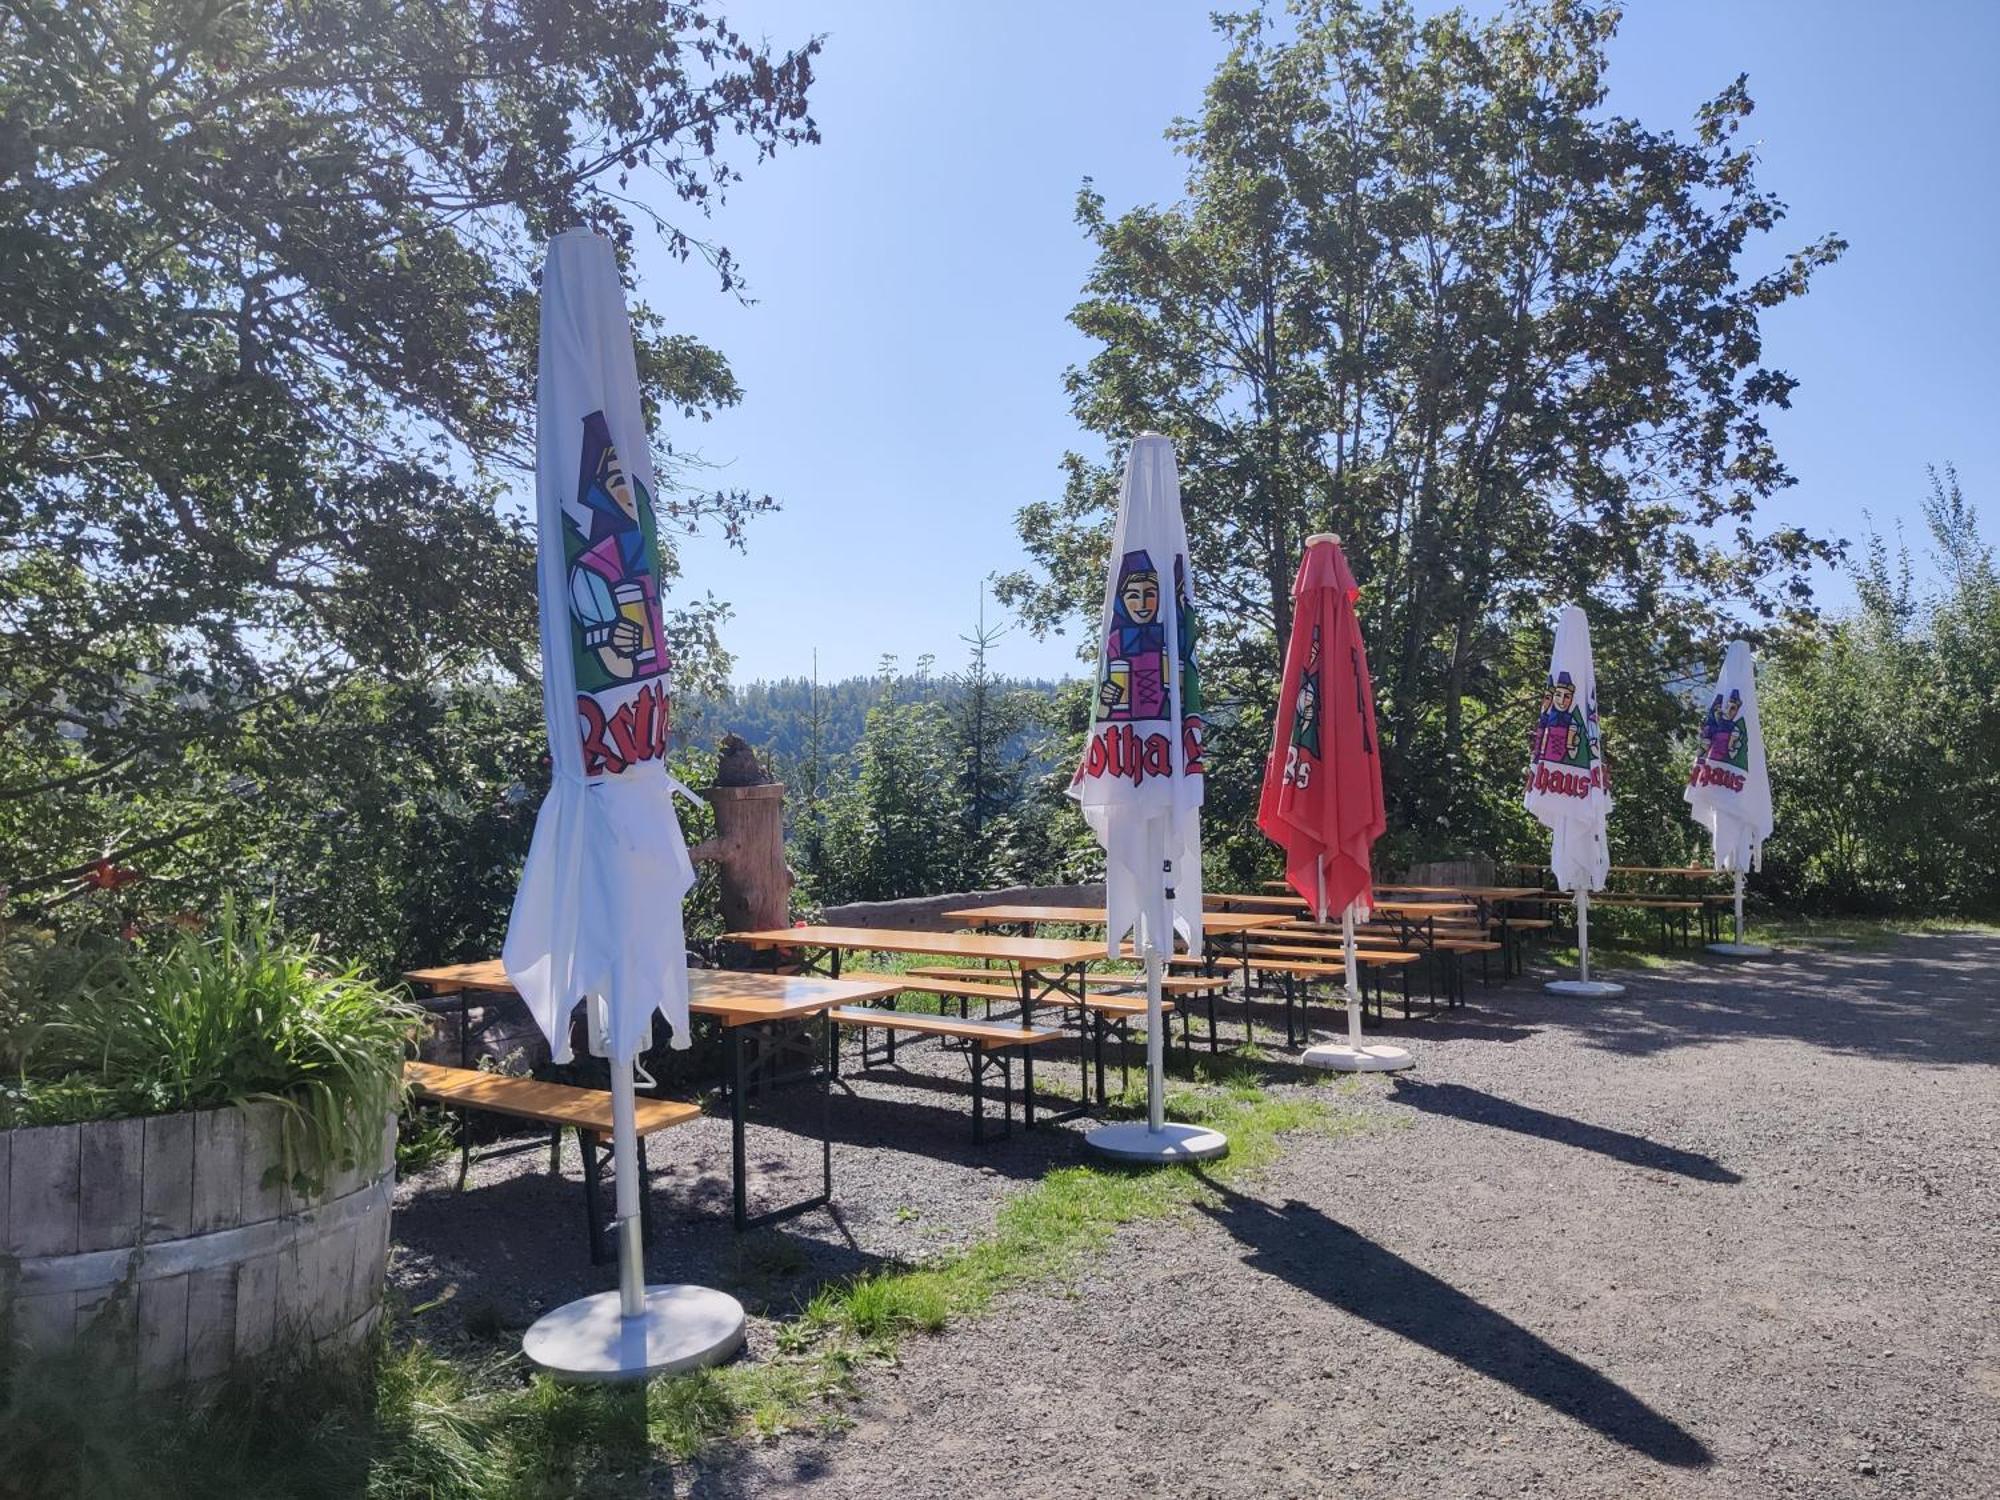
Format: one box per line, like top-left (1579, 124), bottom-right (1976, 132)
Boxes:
top-left (3, 901), bottom-right (424, 1194)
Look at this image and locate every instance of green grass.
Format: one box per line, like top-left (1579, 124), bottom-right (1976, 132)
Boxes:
top-left (1743, 913), bottom-right (2000, 948)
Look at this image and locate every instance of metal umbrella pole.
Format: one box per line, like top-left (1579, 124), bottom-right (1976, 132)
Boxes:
top-left (1708, 868), bottom-right (1775, 957)
top-left (1086, 863), bottom-right (1228, 1163)
top-left (1545, 889), bottom-right (1626, 998)
top-left (523, 1004), bottom-right (747, 1381)
top-left (1302, 877), bottom-right (1412, 1072)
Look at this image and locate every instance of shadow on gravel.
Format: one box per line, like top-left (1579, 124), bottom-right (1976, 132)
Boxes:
top-left (394, 1158), bottom-right (894, 1330)
top-left (1521, 933), bottom-right (2000, 1067)
top-left (1385, 1079), bottom-right (1742, 1184)
top-left (1193, 1179), bottom-right (1712, 1469)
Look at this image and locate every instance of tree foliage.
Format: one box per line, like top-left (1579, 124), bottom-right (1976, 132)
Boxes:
top-left (1762, 468), bottom-right (1998, 913)
top-left (0, 1), bottom-right (820, 920)
top-left (997, 0), bottom-right (1844, 882)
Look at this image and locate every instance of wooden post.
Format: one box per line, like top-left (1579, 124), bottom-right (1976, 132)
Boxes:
top-left (690, 782), bottom-right (793, 932)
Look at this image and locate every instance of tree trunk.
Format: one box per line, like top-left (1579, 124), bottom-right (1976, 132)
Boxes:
top-left (689, 783), bottom-right (793, 932)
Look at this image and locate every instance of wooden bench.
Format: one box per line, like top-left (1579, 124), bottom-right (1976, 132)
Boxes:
top-left (825, 1006), bottom-right (1062, 1139)
top-left (1566, 894), bottom-right (1704, 951)
top-left (404, 1061), bottom-right (700, 1264)
top-left (1245, 954), bottom-right (1426, 1039)
top-left (864, 967), bottom-right (1185, 1104)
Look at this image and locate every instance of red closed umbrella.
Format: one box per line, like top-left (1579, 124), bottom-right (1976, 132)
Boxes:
top-left (1257, 534), bottom-right (1410, 1071)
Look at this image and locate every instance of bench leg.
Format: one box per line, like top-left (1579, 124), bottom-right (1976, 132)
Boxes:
top-left (1022, 1044), bottom-right (1037, 1131)
top-left (634, 1132), bottom-right (655, 1249)
top-left (1283, 972), bottom-right (1296, 1049)
top-left (581, 1126), bottom-right (608, 1265)
top-left (971, 1046), bottom-right (986, 1142)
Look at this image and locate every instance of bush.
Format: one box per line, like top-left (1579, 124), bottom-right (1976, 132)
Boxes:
top-left (0, 900), bottom-right (422, 1193)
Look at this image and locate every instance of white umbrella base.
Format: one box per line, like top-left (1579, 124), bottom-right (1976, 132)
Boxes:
top-left (1301, 1041), bottom-right (1414, 1072)
top-left (1544, 978), bottom-right (1627, 999)
top-left (1707, 941), bottom-right (1777, 958)
top-left (1084, 1120), bottom-right (1228, 1164)
top-left (523, 1284), bottom-right (746, 1383)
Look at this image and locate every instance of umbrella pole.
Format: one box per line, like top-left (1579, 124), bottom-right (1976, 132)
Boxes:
top-left (1707, 865), bottom-right (1773, 957)
top-left (1300, 896), bottom-right (1411, 1073)
top-left (610, 1061), bottom-right (646, 1319)
top-left (520, 1018), bottom-right (746, 1382)
top-left (1544, 887), bottom-right (1625, 997)
top-left (1343, 902), bottom-right (1362, 1049)
top-left (1144, 939), bottom-right (1166, 1135)
top-left (1083, 892), bottom-right (1228, 1162)
top-left (1576, 889), bottom-right (1591, 984)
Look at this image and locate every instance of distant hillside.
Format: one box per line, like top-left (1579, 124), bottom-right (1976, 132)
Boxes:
top-left (678, 673), bottom-right (1065, 769)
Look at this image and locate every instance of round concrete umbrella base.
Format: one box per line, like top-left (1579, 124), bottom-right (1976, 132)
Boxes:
top-left (1301, 1041), bottom-right (1414, 1072)
top-left (1084, 1120), bottom-right (1228, 1165)
top-left (1707, 941), bottom-right (1778, 958)
top-left (1544, 978), bottom-right (1627, 999)
top-left (523, 1285), bottom-right (746, 1383)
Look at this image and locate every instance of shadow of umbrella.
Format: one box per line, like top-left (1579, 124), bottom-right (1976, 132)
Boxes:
top-left (1387, 1078), bottom-right (1743, 1184)
top-left (1193, 1177), bottom-right (1711, 1469)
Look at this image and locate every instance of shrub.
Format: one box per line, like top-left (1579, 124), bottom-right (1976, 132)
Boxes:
top-left (0, 900), bottom-right (422, 1193)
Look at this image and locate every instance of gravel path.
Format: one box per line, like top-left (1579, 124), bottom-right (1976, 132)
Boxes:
top-left (683, 933), bottom-right (2000, 1499)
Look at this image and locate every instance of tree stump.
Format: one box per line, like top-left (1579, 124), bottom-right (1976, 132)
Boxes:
top-left (690, 782), bottom-right (792, 933)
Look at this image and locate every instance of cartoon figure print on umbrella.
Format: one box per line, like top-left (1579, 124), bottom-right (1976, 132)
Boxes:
top-left (1700, 689), bottom-right (1749, 772)
top-left (1534, 670), bottom-right (1594, 771)
top-left (1096, 549), bottom-right (1169, 721)
top-left (566, 410), bottom-right (666, 691)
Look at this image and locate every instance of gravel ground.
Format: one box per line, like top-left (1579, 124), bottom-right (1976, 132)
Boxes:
top-left (393, 934), bottom-right (1999, 1499)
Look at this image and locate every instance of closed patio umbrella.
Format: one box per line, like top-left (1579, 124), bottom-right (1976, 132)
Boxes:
top-left (1525, 605), bottom-right (1625, 998)
top-left (503, 229), bottom-right (744, 1379)
top-left (1257, 534), bottom-right (1410, 1071)
top-left (1070, 434), bottom-right (1225, 1163)
top-left (1686, 639), bottom-right (1776, 956)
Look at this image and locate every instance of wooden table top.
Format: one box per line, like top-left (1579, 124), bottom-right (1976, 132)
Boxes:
top-left (1207, 892), bottom-right (1313, 911)
top-left (721, 925), bottom-right (1105, 968)
top-left (943, 905), bottom-right (1290, 934)
top-left (1611, 866), bottom-right (1728, 879)
top-left (1370, 884), bottom-right (1549, 901)
top-left (400, 961), bottom-right (906, 1026)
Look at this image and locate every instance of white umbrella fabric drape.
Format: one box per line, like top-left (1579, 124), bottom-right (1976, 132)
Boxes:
top-left (503, 228), bottom-right (698, 1066)
top-left (1069, 434), bottom-right (1206, 964)
top-left (1685, 640), bottom-right (1773, 873)
top-left (1524, 604), bottom-right (1612, 896)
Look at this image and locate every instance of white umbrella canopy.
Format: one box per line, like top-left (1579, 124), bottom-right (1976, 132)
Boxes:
top-left (1524, 604), bottom-right (1623, 996)
top-left (1687, 639), bottom-right (1776, 954)
top-left (504, 228), bottom-right (698, 1067)
top-left (1070, 434), bottom-right (1223, 1162)
top-left (503, 228), bottom-right (741, 1380)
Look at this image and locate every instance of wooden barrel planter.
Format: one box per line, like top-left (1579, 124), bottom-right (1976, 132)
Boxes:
top-left (1, 1101), bottom-right (396, 1393)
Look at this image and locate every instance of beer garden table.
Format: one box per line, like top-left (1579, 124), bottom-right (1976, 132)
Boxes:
top-left (402, 962), bottom-right (904, 1231)
top-left (721, 925), bottom-right (1105, 1124)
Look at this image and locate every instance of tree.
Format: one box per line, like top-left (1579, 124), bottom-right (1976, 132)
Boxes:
top-left (949, 585), bottom-right (1041, 872)
top-left (811, 661), bottom-right (966, 903)
top-left (998, 0), bottom-right (1843, 878)
top-left (1762, 468), bottom-right (1999, 913)
top-left (0, 1), bottom-right (821, 915)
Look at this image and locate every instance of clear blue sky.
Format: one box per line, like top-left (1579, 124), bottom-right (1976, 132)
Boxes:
top-left (630, 1), bottom-right (1999, 686)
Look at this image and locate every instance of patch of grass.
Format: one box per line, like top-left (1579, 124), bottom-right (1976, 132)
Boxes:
top-left (1745, 913), bottom-right (2000, 947)
top-left (398, 1105), bottom-right (460, 1174)
top-left (1538, 939), bottom-right (1675, 972)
